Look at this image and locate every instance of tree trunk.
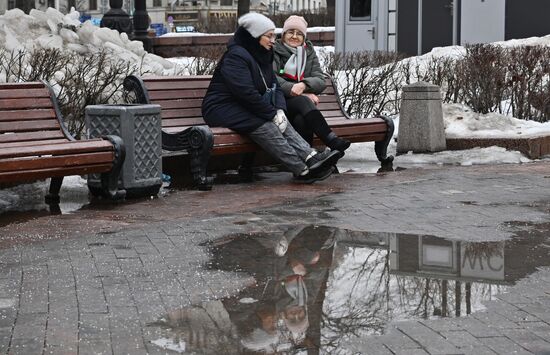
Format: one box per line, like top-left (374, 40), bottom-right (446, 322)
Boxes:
top-left (326, 0), bottom-right (335, 17)
top-left (237, 0), bottom-right (250, 17)
top-left (15, 0), bottom-right (35, 13)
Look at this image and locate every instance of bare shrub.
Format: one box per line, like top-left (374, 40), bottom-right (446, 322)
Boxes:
top-left (54, 49), bottom-right (138, 138)
top-left (0, 49), bottom-right (26, 82)
top-left (323, 50), bottom-right (405, 117)
top-left (454, 44), bottom-right (507, 114)
top-left (1, 47), bottom-right (139, 138)
top-left (271, 10), bottom-right (334, 28)
top-left (186, 45), bottom-right (226, 75)
top-left (195, 16), bottom-right (237, 33)
top-left (506, 45), bottom-right (550, 121)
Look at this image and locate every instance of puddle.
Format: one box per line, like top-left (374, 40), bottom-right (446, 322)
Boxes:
top-left (150, 224), bottom-right (550, 354)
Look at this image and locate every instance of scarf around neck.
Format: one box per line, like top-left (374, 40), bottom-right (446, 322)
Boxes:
top-left (282, 43), bottom-right (307, 81)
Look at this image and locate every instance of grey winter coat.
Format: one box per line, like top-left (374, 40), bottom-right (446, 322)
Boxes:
top-left (273, 38), bottom-right (326, 97)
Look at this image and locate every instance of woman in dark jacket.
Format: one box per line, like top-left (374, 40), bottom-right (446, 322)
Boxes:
top-left (202, 13), bottom-right (343, 183)
top-left (273, 15), bottom-right (351, 152)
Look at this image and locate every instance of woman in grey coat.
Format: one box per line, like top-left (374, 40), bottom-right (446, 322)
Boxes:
top-left (273, 15), bottom-right (350, 152)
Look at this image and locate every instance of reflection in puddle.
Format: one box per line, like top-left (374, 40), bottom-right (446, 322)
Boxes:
top-left (151, 225), bottom-right (550, 354)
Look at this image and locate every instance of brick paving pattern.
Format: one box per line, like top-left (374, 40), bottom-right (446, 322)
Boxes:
top-left (0, 162), bottom-right (549, 354)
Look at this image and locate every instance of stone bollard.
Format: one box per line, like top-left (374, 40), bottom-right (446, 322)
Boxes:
top-left (397, 82), bottom-right (446, 154)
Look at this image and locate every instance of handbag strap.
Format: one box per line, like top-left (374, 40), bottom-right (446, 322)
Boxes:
top-left (257, 64), bottom-right (269, 91)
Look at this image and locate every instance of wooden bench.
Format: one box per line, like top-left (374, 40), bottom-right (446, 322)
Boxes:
top-left (0, 82), bottom-right (126, 204)
top-left (123, 75), bottom-right (394, 190)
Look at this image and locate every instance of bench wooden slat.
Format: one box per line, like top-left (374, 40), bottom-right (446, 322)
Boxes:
top-left (0, 138), bottom-right (69, 149)
top-left (211, 144), bottom-right (259, 155)
top-left (0, 130), bottom-right (66, 144)
top-left (149, 89), bottom-right (208, 100)
top-left (316, 102), bottom-right (341, 110)
top-left (0, 98), bottom-right (56, 110)
top-left (0, 163), bottom-right (114, 184)
top-left (163, 117), bottom-right (206, 127)
top-left (213, 133), bottom-right (254, 146)
top-left (0, 119), bottom-right (60, 133)
top-left (314, 132), bottom-right (386, 144)
top-left (0, 88), bottom-right (51, 99)
top-left (160, 108), bottom-right (203, 119)
top-left (332, 124), bottom-right (387, 136)
top-left (0, 151), bottom-right (114, 172)
top-left (0, 139), bottom-right (113, 159)
top-left (151, 98), bottom-right (203, 109)
top-left (0, 109), bottom-right (58, 122)
top-left (146, 80), bottom-right (211, 91)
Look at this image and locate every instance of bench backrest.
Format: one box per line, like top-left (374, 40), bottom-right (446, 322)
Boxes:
top-left (0, 82), bottom-right (70, 148)
top-left (128, 75), bottom-right (349, 130)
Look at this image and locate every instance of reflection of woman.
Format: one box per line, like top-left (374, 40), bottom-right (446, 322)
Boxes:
top-left (207, 225), bottom-right (336, 353)
top-left (202, 13), bottom-right (343, 183)
top-left (273, 15), bottom-right (351, 152)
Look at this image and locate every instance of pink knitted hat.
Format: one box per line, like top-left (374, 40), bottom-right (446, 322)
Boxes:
top-left (283, 15), bottom-right (308, 37)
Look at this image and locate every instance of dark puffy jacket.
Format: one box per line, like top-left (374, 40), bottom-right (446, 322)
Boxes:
top-left (202, 27), bottom-right (286, 133)
top-left (273, 38), bottom-right (326, 97)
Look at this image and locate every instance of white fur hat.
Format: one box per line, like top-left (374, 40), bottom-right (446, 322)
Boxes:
top-left (238, 12), bottom-right (276, 38)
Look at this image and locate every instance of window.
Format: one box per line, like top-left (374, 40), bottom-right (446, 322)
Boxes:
top-left (153, 0), bottom-right (162, 6)
top-left (8, 0), bottom-right (15, 8)
top-left (350, 0), bottom-right (372, 21)
top-left (220, 0), bottom-right (232, 5)
top-left (89, 0), bottom-right (98, 10)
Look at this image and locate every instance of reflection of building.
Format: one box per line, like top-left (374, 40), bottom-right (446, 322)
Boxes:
top-left (388, 233), bottom-right (548, 285)
top-left (2, 0), bottom-right (327, 28)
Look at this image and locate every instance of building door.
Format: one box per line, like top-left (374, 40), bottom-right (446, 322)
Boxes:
top-left (344, 0), bottom-right (378, 51)
top-left (421, 0), bottom-right (453, 54)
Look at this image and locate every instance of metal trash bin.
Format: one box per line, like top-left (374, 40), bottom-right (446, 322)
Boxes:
top-left (86, 104), bottom-right (162, 198)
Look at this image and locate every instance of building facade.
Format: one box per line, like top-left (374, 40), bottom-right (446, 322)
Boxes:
top-left (336, 0), bottom-right (550, 55)
top-left (2, 0), bottom-right (326, 29)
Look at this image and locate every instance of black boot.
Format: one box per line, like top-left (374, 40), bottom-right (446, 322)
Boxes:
top-left (304, 111), bottom-right (351, 151)
top-left (326, 132), bottom-right (351, 152)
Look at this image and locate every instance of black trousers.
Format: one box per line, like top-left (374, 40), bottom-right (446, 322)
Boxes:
top-left (286, 95), bottom-right (333, 145)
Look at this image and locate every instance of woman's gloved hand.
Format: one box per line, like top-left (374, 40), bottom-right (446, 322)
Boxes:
top-left (273, 109), bottom-right (288, 133)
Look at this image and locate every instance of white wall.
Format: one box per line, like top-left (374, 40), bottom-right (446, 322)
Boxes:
top-left (460, 0), bottom-right (505, 45)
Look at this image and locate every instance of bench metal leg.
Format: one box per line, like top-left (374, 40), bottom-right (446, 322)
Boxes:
top-left (375, 114), bottom-right (395, 166)
top-left (238, 152), bottom-right (256, 182)
top-left (101, 135), bottom-right (126, 200)
top-left (172, 126), bottom-right (214, 191)
top-left (45, 176), bottom-right (63, 205)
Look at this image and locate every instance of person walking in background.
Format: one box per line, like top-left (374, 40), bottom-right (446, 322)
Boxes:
top-left (273, 15), bottom-right (351, 152)
top-left (201, 12), bottom-right (344, 183)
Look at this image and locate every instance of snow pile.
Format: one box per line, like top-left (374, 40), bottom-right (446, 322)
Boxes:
top-left (444, 103), bottom-right (550, 139)
top-left (0, 7), bottom-right (181, 80)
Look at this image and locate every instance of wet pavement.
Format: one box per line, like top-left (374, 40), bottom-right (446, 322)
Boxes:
top-left (0, 162), bottom-right (549, 354)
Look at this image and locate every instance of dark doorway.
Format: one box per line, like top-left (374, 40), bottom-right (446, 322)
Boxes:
top-left (421, 0), bottom-right (453, 54)
top-left (505, 0), bottom-right (550, 40)
top-left (397, 0), bottom-right (455, 56)
top-left (397, 0), bottom-right (418, 56)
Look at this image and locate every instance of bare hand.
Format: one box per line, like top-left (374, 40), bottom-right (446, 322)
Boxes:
top-left (303, 93), bottom-right (320, 105)
top-left (290, 82), bottom-right (306, 96)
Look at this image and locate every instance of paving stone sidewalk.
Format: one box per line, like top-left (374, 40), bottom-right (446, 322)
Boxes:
top-left (0, 162), bottom-right (549, 354)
